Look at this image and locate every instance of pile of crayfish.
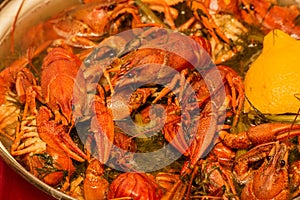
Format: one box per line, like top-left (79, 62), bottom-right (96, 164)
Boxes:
top-left (1, 0), bottom-right (300, 199)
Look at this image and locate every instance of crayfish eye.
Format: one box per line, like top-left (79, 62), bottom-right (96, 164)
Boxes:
top-left (221, 185), bottom-right (226, 192)
top-left (188, 97), bottom-right (197, 103)
top-left (126, 72), bottom-right (135, 78)
top-left (280, 160), bottom-right (286, 167)
top-left (249, 4), bottom-right (255, 11)
top-left (224, 117), bottom-right (233, 125)
top-left (108, 4), bottom-right (116, 10)
top-left (266, 155), bottom-right (272, 161)
top-left (239, 3), bottom-right (247, 10)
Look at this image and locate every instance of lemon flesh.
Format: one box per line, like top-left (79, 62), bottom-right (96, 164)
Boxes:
top-left (244, 30), bottom-right (300, 114)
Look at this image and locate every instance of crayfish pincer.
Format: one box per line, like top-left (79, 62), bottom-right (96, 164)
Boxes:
top-left (219, 123), bottom-right (300, 149)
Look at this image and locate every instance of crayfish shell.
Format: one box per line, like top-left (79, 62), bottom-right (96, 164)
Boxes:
top-left (108, 172), bottom-right (164, 200)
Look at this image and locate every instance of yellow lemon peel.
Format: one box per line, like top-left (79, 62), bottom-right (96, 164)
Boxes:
top-left (244, 29), bottom-right (300, 114)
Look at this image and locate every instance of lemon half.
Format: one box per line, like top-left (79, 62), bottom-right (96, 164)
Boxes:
top-left (244, 30), bottom-right (300, 114)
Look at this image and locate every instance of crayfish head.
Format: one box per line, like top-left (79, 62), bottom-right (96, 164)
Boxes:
top-left (47, 76), bottom-right (75, 125)
top-left (59, 98), bottom-right (73, 125)
top-left (239, 0), bottom-right (274, 27)
top-left (248, 142), bottom-right (289, 199)
top-left (83, 159), bottom-right (109, 200)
